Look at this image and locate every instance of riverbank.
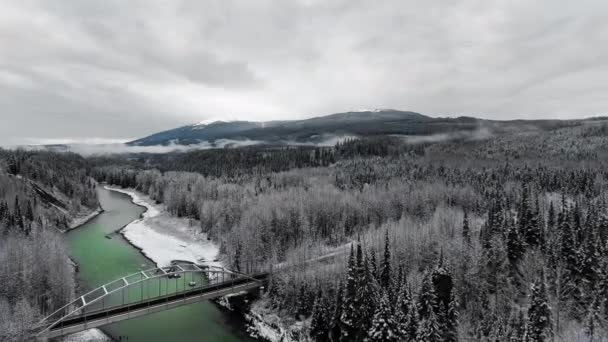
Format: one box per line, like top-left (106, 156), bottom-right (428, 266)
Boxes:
top-left (104, 186), bottom-right (221, 268)
top-left (68, 206), bottom-right (104, 230)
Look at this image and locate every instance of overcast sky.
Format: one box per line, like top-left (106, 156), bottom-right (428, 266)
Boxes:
top-left (1, 0), bottom-right (607, 145)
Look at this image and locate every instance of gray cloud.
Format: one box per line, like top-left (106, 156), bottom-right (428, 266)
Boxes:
top-left (1, 0), bottom-right (608, 145)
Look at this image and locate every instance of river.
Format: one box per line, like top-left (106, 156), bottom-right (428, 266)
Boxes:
top-left (65, 186), bottom-right (256, 341)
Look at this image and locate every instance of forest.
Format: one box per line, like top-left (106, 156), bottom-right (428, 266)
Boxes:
top-left (1, 120), bottom-right (608, 340)
top-left (0, 150), bottom-right (98, 340)
top-left (91, 120), bottom-right (608, 341)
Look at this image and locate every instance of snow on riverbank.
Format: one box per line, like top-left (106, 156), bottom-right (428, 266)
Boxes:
top-left (68, 206), bottom-right (103, 230)
top-left (104, 186), bottom-right (221, 268)
top-left (61, 329), bottom-right (112, 342)
top-left (246, 299), bottom-right (305, 342)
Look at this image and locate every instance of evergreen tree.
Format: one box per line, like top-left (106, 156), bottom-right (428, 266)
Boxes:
top-left (379, 230), bottom-right (391, 289)
top-left (526, 275), bottom-right (552, 341)
top-left (506, 215), bottom-right (525, 264)
top-left (369, 248), bottom-right (379, 281)
top-left (329, 283), bottom-right (344, 342)
top-left (417, 306), bottom-right (442, 342)
top-left (296, 283), bottom-right (312, 318)
top-left (14, 196), bottom-right (24, 230)
top-left (395, 280), bottom-right (412, 327)
top-left (403, 296), bottom-right (420, 341)
top-left (547, 202), bottom-right (556, 232)
top-left (310, 289), bottom-right (330, 341)
top-left (341, 245), bottom-right (359, 341)
top-left (25, 200), bottom-right (34, 222)
top-left (596, 255), bottom-right (608, 319)
top-left (418, 273), bottom-right (438, 319)
top-left (519, 184), bottom-right (542, 248)
top-left (445, 291), bottom-right (459, 342)
top-left (367, 291), bottom-right (400, 342)
top-left (584, 294), bottom-right (602, 341)
top-left (462, 211), bottom-right (470, 245)
top-left (356, 253), bottom-right (377, 339)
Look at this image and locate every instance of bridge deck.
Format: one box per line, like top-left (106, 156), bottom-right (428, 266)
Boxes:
top-left (40, 273), bottom-right (267, 339)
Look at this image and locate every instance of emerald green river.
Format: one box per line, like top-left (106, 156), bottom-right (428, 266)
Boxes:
top-left (65, 187), bottom-right (255, 341)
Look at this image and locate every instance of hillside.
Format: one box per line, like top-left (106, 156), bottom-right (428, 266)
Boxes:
top-left (128, 109), bottom-right (594, 147)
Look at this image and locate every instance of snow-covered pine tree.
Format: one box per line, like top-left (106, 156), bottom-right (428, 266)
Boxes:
top-left (403, 296), bottom-right (420, 341)
top-left (341, 245), bottom-right (359, 341)
top-left (416, 305), bottom-right (442, 342)
top-left (14, 196), bottom-right (24, 230)
top-left (584, 292), bottom-right (603, 341)
top-left (445, 290), bottom-right (459, 342)
top-left (329, 283), bottom-right (343, 342)
top-left (547, 202), bottom-right (556, 232)
top-left (356, 252), bottom-right (378, 339)
top-left (296, 283), bottom-right (312, 318)
top-left (370, 248), bottom-right (379, 281)
top-left (391, 265), bottom-right (405, 312)
top-left (379, 230), bottom-right (391, 290)
top-left (366, 290), bottom-right (400, 342)
top-left (506, 215), bottom-right (525, 264)
top-left (310, 289), bottom-right (330, 342)
top-left (418, 273), bottom-right (438, 319)
top-left (519, 184), bottom-right (542, 248)
top-left (596, 252), bottom-right (608, 319)
top-left (526, 274), bottom-right (552, 341)
top-left (267, 274), bottom-right (285, 309)
top-left (462, 211), bottom-right (470, 245)
top-left (394, 279), bottom-right (411, 328)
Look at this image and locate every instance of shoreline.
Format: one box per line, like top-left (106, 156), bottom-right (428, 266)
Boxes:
top-left (66, 206), bottom-right (104, 231)
top-left (104, 185), bottom-right (221, 268)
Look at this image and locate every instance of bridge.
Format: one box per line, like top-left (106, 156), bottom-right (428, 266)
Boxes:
top-left (36, 264), bottom-right (268, 340)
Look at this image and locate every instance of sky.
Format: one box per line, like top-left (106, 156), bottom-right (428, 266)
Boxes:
top-left (1, 0), bottom-right (607, 145)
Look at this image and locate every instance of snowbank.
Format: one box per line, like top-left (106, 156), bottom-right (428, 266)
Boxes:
top-left (246, 299), bottom-right (306, 342)
top-left (61, 328), bottom-right (112, 342)
top-left (104, 186), bottom-right (220, 268)
top-left (68, 207), bottom-right (103, 230)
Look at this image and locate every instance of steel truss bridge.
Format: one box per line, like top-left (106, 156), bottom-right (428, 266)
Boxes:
top-left (35, 264), bottom-right (268, 340)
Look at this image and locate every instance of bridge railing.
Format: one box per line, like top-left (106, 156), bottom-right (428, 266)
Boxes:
top-left (36, 264), bottom-right (263, 337)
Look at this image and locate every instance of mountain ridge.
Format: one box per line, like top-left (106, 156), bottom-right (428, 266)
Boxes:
top-left (128, 109), bottom-right (598, 147)
top-left (129, 110), bottom-right (437, 146)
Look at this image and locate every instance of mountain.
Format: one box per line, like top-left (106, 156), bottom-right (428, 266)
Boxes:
top-left (129, 120), bottom-right (263, 146)
top-left (129, 109), bottom-right (592, 147)
top-left (129, 110), bottom-right (466, 146)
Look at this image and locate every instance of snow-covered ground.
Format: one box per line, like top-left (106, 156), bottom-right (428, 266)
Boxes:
top-left (68, 207), bottom-right (103, 230)
top-left (61, 329), bottom-right (112, 342)
top-left (104, 186), bottom-right (221, 268)
top-left (246, 299), bottom-right (306, 342)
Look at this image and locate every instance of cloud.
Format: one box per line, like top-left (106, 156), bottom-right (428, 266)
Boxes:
top-left (1, 0), bottom-right (608, 145)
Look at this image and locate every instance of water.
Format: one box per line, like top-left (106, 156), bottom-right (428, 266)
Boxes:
top-left (65, 187), bottom-right (255, 341)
